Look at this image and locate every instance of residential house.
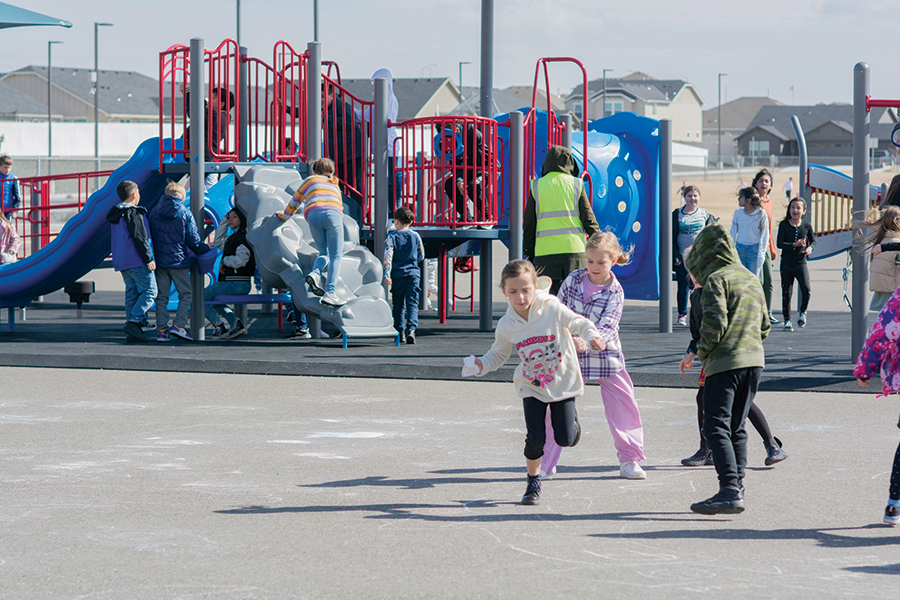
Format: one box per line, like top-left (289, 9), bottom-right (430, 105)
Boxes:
top-left (338, 77), bottom-right (462, 120)
top-left (564, 72), bottom-right (704, 143)
top-left (736, 104), bottom-right (898, 165)
top-left (1, 65), bottom-right (160, 123)
top-left (702, 96), bottom-right (782, 164)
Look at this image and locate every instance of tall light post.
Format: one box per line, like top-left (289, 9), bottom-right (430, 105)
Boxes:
top-left (47, 41), bottom-right (62, 157)
top-left (601, 68), bottom-right (613, 118)
top-left (313, 0), bottom-right (319, 41)
top-left (421, 63), bottom-right (436, 77)
top-left (718, 72), bottom-right (728, 169)
top-left (236, 0), bottom-right (241, 47)
top-left (94, 22), bottom-right (114, 170)
top-left (458, 61), bottom-right (471, 100)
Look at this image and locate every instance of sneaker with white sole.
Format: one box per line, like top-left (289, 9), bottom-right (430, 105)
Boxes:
top-left (769, 313), bottom-right (781, 325)
top-left (521, 474), bottom-right (541, 505)
top-left (677, 315), bottom-right (688, 326)
top-left (284, 325), bottom-right (311, 340)
top-left (539, 466), bottom-right (557, 480)
top-left (211, 323), bottom-right (229, 339)
top-left (798, 312), bottom-right (807, 328)
top-left (782, 320), bottom-right (793, 331)
top-left (620, 461), bottom-right (646, 479)
top-left (156, 328), bottom-right (170, 343)
top-left (884, 504), bottom-right (900, 525)
top-left (305, 272), bottom-right (325, 296)
top-left (320, 292), bottom-right (346, 307)
top-left (168, 325), bottom-right (194, 342)
top-left (227, 320), bottom-right (247, 339)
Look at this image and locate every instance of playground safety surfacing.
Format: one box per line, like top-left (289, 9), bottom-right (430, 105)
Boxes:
top-left (1, 367), bottom-right (898, 599)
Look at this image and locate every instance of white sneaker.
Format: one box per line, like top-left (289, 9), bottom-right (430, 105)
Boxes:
top-left (620, 461), bottom-right (646, 480)
top-left (782, 320), bottom-right (793, 331)
top-left (320, 292), bottom-right (346, 307)
top-left (677, 315), bottom-right (688, 326)
top-left (798, 312), bottom-right (807, 328)
top-left (539, 466), bottom-right (557, 480)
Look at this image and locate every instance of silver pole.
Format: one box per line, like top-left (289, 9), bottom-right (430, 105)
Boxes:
top-left (373, 78), bottom-right (389, 300)
top-left (306, 42), bottom-right (322, 163)
top-left (508, 110), bottom-right (524, 261)
top-left (851, 62), bottom-right (870, 359)
top-left (790, 115), bottom-right (808, 202)
top-left (189, 38), bottom-right (206, 341)
top-left (479, 0), bottom-right (493, 119)
top-left (93, 23), bottom-right (113, 172)
top-left (560, 114), bottom-right (572, 150)
top-left (238, 45), bottom-right (249, 162)
top-left (236, 0), bottom-right (241, 48)
top-left (313, 0), bottom-right (319, 42)
top-left (659, 119), bottom-right (673, 333)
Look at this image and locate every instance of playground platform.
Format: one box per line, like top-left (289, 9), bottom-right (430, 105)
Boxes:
top-left (0, 267), bottom-right (863, 394)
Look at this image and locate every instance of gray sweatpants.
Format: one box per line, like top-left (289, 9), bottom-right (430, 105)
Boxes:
top-left (155, 267), bottom-right (191, 330)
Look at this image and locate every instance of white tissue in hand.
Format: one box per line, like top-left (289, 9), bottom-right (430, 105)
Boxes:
top-left (462, 355), bottom-right (480, 377)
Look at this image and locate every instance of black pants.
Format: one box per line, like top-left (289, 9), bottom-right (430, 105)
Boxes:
top-left (444, 175), bottom-right (483, 224)
top-left (695, 386), bottom-right (776, 449)
top-left (702, 367), bottom-right (763, 492)
top-left (675, 261), bottom-right (693, 318)
top-left (522, 396), bottom-right (577, 460)
top-left (781, 263), bottom-right (811, 321)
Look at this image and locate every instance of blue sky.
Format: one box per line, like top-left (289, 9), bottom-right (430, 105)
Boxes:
top-left (3, 0), bottom-right (900, 108)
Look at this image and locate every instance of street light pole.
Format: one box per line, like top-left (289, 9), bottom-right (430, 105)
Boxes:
top-left (94, 22), bottom-right (113, 172)
top-left (47, 41), bottom-right (62, 158)
top-left (718, 72), bottom-right (728, 169)
top-left (601, 68), bottom-right (613, 118)
top-left (236, 0), bottom-right (241, 47)
top-left (458, 61), bottom-right (471, 100)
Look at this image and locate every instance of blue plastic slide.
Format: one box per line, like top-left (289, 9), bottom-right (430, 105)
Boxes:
top-left (0, 138), bottom-right (167, 308)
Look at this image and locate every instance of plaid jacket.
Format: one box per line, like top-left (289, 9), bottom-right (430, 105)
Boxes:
top-left (558, 268), bottom-right (626, 380)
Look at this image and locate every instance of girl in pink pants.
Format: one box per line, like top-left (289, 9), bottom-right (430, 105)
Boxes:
top-left (542, 232), bottom-right (646, 480)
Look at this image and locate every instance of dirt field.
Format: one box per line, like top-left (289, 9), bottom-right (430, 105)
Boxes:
top-left (673, 166), bottom-right (899, 230)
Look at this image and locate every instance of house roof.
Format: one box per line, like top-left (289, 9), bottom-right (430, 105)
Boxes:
top-left (338, 77), bottom-right (459, 121)
top-left (737, 103), bottom-right (897, 142)
top-left (0, 79), bottom-right (55, 117)
top-left (502, 86), bottom-right (565, 112)
top-left (568, 74), bottom-right (699, 104)
top-left (2, 65), bottom-right (160, 116)
top-left (449, 86), bottom-right (526, 116)
top-left (703, 96), bottom-right (783, 132)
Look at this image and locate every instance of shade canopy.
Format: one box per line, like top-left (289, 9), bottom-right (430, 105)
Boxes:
top-left (0, 2), bottom-right (72, 30)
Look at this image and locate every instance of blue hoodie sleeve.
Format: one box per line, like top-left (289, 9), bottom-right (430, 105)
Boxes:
top-left (184, 212), bottom-right (211, 255)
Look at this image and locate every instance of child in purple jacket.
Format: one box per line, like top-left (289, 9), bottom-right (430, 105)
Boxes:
top-left (541, 232), bottom-right (647, 480)
top-left (854, 286), bottom-right (900, 525)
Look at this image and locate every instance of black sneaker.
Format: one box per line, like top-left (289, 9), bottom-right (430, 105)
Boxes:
top-left (884, 505), bottom-right (900, 525)
top-left (211, 323), bottom-right (229, 339)
top-left (227, 320), bottom-right (247, 339)
top-left (765, 437), bottom-right (787, 466)
top-left (405, 328), bottom-right (416, 344)
top-left (123, 321), bottom-right (144, 340)
top-left (521, 474), bottom-right (541, 505)
top-left (681, 448), bottom-right (713, 467)
top-left (284, 325), bottom-right (311, 340)
top-left (690, 490), bottom-right (745, 515)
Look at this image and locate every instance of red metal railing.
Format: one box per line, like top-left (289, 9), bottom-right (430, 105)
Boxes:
top-left (272, 41), bottom-right (308, 162)
top-left (322, 74), bottom-right (373, 220)
top-left (0, 171), bottom-right (113, 259)
top-left (243, 55), bottom-right (277, 162)
top-left (392, 115), bottom-right (503, 228)
top-left (159, 39), bottom-right (241, 167)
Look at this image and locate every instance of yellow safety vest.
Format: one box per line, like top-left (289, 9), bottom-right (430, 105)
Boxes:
top-left (531, 172), bottom-right (586, 256)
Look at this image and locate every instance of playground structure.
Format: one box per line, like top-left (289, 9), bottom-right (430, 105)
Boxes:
top-left (0, 37), bottom-right (675, 339)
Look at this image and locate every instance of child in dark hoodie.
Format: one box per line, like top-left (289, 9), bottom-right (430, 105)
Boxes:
top-left (107, 180), bottom-right (156, 341)
top-left (683, 222), bottom-right (771, 515)
top-left (149, 181), bottom-right (210, 342)
top-left (204, 207), bottom-right (255, 340)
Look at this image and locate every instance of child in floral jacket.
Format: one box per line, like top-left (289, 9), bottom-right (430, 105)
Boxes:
top-left (854, 286), bottom-right (900, 525)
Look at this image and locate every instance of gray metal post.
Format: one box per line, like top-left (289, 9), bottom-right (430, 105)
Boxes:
top-left (373, 78), bottom-right (389, 300)
top-left (238, 45), bottom-right (249, 162)
top-left (415, 151), bottom-right (425, 223)
top-left (659, 119), bottom-right (673, 333)
top-left (306, 42), bottom-right (322, 163)
top-left (560, 114), bottom-right (572, 150)
top-left (790, 115), bottom-right (808, 202)
top-left (479, 0), bottom-right (494, 119)
top-left (852, 62), bottom-right (870, 359)
top-left (479, 239), bottom-right (493, 331)
top-left (508, 110), bottom-right (524, 261)
top-left (189, 38), bottom-right (206, 341)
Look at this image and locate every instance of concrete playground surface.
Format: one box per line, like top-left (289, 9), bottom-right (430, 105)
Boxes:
top-left (2, 367), bottom-right (899, 599)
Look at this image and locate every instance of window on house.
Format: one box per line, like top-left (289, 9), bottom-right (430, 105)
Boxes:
top-left (605, 100), bottom-right (623, 115)
top-left (573, 103), bottom-right (582, 119)
top-left (749, 140), bottom-right (770, 157)
top-left (651, 104), bottom-right (657, 116)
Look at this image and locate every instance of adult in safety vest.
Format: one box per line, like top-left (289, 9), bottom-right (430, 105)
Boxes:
top-left (523, 145), bottom-right (600, 294)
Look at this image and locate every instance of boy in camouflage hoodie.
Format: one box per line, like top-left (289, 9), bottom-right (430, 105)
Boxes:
top-left (684, 222), bottom-right (771, 515)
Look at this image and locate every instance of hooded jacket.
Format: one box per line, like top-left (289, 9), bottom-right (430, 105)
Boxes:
top-left (523, 146), bottom-right (599, 259)
top-left (477, 276), bottom-right (601, 403)
top-left (684, 222), bottom-right (770, 377)
top-left (854, 286), bottom-right (900, 395)
top-left (106, 202), bottom-right (154, 272)
top-left (148, 194), bottom-right (210, 269)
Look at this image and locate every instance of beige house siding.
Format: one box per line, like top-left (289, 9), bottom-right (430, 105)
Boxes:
top-left (418, 83), bottom-right (462, 117)
top-left (2, 73), bottom-right (98, 122)
top-left (656, 88), bottom-right (703, 143)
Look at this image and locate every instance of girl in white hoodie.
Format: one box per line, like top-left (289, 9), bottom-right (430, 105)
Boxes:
top-left (469, 259), bottom-right (603, 505)
top-left (730, 186), bottom-right (769, 276)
